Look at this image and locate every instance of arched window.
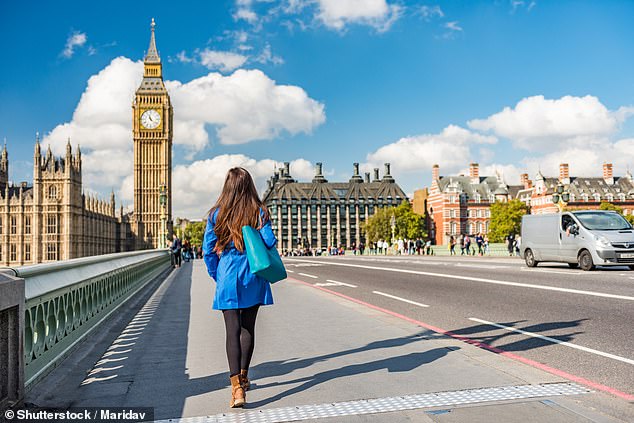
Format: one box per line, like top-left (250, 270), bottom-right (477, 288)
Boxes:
top-left (48, 185), bottom-right (57, 199)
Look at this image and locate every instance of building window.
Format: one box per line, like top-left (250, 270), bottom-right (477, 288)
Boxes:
top-left (9, 244), bottom-right (16, 262)
top-left (47, 243), bottom-right (58, 261)
top-left (10, 216), bottom-right (17, 234)
top-left (24, 244), bottom-right (31, 261)
top-left (47, 215), bottom-right (57, 234)
top-left (25, 216), bottom-right (31, 234)
top-left (0, 216), bottom-right (3, 234)
top-left (48, 185), bottom-right (57, 199)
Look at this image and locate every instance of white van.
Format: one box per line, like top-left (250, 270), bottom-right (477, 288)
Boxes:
top-left (521, 211), bottom-right (634, 271)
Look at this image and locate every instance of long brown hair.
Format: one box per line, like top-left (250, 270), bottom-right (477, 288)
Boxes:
top-left (209, 167), bottom-right (269, 253)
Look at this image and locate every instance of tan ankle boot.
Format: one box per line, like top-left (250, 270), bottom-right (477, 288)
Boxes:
top-left (240, 369), bottom-right (250, 391)
top-left (230, 374), bottom-right (245, 408)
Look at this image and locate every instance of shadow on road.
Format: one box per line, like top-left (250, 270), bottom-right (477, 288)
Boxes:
top-left (247, 347), bottom-right (454, 408)
top-left (450, 319), bottom-right (588, 352)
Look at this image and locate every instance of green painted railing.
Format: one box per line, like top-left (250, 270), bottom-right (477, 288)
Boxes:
top-left (6, 250), bottom-right (171, 388)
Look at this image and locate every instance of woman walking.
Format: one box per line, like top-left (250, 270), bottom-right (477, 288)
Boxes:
top-left (203, 167), bottom-right (277, 408)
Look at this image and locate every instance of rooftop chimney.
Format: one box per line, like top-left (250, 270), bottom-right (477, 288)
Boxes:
top-left (469, 163), bottom-right (480, 184)
top-left (432, 164), bottom-right (439, 181)
top-left (284, 162), bottom-right (290, 176)
top-left (520, 173), bottom-right (531, 189)
top-left (312, 162), bottom-right (327, 183)
top-left (350, 162), bottom-right (363, 183)
top-left (603, 163), bottom-right (614, 185)
top-left (373, 168), bottom-right (380, 182)
top-left (559, 163), bottom-right (570, 184)
top-left (382, 163), bottom-right (394, 182)
top-left (364, 172), bottom-right (371, 183)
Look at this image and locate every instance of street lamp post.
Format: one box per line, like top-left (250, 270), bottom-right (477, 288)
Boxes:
top-left (552, 183), bottom-right (570, 212)
top-left (390, 213), bottom-right (396, 248)
top-left (159, 183), bottom-right (167, 248)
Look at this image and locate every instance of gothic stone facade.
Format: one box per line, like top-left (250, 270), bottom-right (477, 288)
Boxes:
top-left (0, 141), bottom-right (128, 266)
top-left (262, 162), bottom-right (407, 252)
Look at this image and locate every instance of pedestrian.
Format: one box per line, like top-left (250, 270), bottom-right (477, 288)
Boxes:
top-left (172, 234), bottom-right (182, 267)
top-left (515, 234), bottom-right (522, 256)
top-left (425, 239), bottom-right (432, 255)
top-left (483, 235), bottom-right (489, 255)
top-left (507, 234), bottom-right (515, 256)
top-left (464, 234), bottom-right (471, 256)
top-left (459, 234), bottom-right (465, 255)
top-left (359, 241), bottom-right (365, 255)
top-left (476, 233), bottom-right (484, 256)
top-left (202, 167), bottom-right (277, 408)
top-left (449, 235), bottom-right (456, 255)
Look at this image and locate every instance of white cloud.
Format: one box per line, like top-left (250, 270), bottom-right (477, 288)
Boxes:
top-left (315, 0), bottom-right (402, 32)
top-left (62, 31), bottom-right (87, 58)
top-left (199, 49), bottom-right (248, 72)
top-left (444, 21), bottom-right (462, 32)
top-left (365, 125), bottom-right (497, 175)
top-left (522, 138), bottom-right (634, 180)
top-left (418, 5), bottom-right (444, 21)
top-left (468, 95), bottom-right (633, 150)
top-left (172, 155), bottom-right (314, 218)
top-left (254, 44), bottom-right (284, 65)
top-left (166, 69), bottom-right (325, 145)
top-left (43, 57), bottom-right (326, 210)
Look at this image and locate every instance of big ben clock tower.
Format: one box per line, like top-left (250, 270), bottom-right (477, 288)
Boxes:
top-left (132, 19), bottom-right (173, 249)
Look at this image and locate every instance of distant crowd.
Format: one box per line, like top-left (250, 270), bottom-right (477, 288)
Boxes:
top-left (167, 234), bottom-right (203, 267)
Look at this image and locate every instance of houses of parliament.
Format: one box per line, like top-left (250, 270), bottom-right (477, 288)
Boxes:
top-left (0, 20), bottom-right (173, 266)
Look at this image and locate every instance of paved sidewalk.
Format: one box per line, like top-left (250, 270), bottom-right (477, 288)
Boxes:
top-left (26, 260), bottom-right (631, 422)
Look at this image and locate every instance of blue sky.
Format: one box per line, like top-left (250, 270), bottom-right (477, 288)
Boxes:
top-left (1, 0), bottom-right (633, 218)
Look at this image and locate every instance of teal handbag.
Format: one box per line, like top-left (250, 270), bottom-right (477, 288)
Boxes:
top-left (242, 225), bottom-right (287, 283)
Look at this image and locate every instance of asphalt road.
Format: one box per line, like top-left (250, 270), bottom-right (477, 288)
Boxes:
top-left (284, 254), bottom-right (634, 397)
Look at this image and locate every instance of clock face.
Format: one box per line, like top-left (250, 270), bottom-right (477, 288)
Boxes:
top-left (141, 109), bottom-right (161, 129)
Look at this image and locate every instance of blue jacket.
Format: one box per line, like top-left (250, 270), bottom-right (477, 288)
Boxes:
top-left (202, 208), bottom-right (276, 310)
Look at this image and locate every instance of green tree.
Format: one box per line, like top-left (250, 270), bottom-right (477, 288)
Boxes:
top-left (184, 221), bottom-right (206, 246)
top-left (363, 201), bottom-right (427, 243)
top-left (599, 202), bottom-right (623, 214)
top-left (488, 199), bottom-right (530, 242)
top-left (598, 202), bottom-right (634, 225)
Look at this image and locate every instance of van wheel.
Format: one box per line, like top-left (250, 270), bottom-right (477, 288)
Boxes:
top-left (525, 249), bottom-right (538, 267)
top-left (578, 250), bottom-right (595, 271)
top-left (568, 263), bottom-right (579, 269)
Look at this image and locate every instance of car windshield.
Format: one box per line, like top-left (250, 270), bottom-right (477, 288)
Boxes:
top-left (573, 212), bottom-right (632, 231)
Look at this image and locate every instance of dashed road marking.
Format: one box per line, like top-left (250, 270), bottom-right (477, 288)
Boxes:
top-left (288, 259), bottom-right (634, 301)
top-left (372, 291), bottom-right (429, 308)
top-left (326, 279), bottom-right (357, 288)
top-left (298, 272), bottom-right (318, 279)
top-left (314, 280), bottom-right (357, 288)
top-left (469, 317), bottom-right (634, 366)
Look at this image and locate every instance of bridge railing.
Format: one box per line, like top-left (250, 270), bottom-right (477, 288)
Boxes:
top-left (1, 249), bottom-right (172, 400)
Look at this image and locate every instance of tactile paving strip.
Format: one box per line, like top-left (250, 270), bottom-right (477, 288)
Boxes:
top-left (155, 382), bottom-right (591, 423)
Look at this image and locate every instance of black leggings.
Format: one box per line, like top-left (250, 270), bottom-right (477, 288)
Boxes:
top-left (222, 305), bottom-right (260, 377)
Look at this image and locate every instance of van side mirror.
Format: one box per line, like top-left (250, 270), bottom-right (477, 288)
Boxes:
top-left (570, 224), bottom-right (579, 236)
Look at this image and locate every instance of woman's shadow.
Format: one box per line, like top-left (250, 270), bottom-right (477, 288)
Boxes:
top-left (246, 346), bottom-right (456, 408)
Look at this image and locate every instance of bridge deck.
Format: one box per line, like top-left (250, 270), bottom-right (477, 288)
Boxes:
top-left (25, 260), bottom-right (616, 422)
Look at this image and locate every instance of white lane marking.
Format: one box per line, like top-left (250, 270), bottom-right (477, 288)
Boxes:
top-left (326, 279), bottom-right (357, 288)
top-left (286, 269), bottom-right (295, 273)
top-left (520, 267), bottom-right (588, 276)
top-left (372, 291), bottom-right (429, 308)
top-left (298, 272), bottom-right (318, 279)
top-left (469, 317), bottom-right (634, 366)
top-left (287, 259), bottom-right (634, 302)
top-left (455, 263), bottom-right (506, 270)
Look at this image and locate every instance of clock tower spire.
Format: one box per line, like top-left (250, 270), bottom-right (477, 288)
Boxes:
top-left (132, 19), bottom-right (173, 249)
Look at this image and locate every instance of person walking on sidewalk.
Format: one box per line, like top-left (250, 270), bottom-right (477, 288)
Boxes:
top-left (202, 167), bottom-right (277, 409)
top-left (172, 234), bottom-right (182, 267)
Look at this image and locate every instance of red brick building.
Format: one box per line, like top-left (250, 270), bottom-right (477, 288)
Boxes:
top-left (528, 163), bottom-right (634, 215)
top-left (427, 163), bottom-right (523, 245)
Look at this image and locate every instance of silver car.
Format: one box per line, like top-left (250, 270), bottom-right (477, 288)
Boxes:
top-left (521, 211), bottom-right (634, 271)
